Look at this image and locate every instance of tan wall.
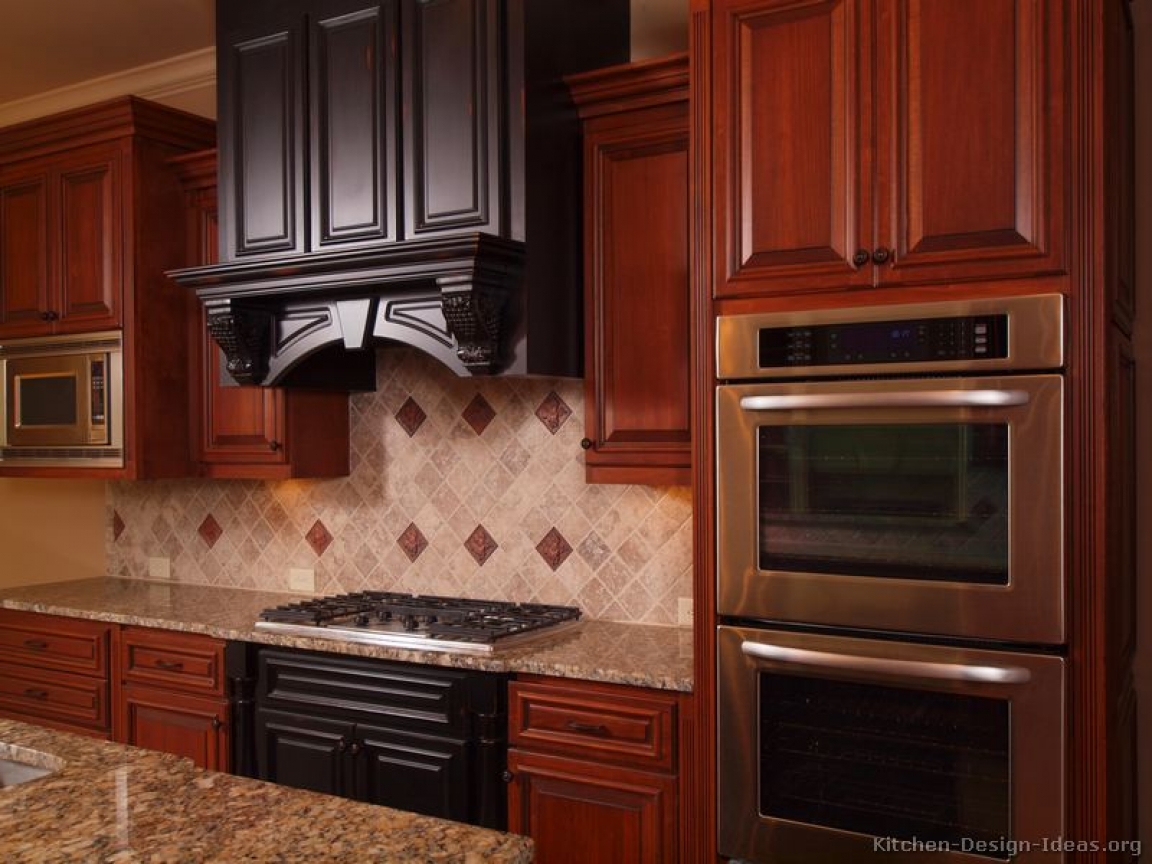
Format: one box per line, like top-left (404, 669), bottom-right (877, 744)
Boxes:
top-left (1132, 1), bottom-right (1152, 852)
top-left (0, 479), bottom-right (105, 587)
top-left (631, 0), bottom-right (688, 60)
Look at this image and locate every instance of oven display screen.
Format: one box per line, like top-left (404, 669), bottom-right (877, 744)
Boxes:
top-left (16, 374), bottom-right (78, 427)
top-left (758, 423), bottom-right (1010, 584)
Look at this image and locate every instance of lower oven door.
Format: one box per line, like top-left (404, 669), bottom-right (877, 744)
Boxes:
top-left (717, 625), bottom-right (1065, 863)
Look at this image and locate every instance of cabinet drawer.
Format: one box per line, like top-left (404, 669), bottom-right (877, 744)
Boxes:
top-left (121, 627), bottom-right (225, 696)
top-left (0, 609), bottom-right (110, 677)
top-left (0, 662), bottom-right (108, 731)
top-left (509, 679), bottom-right (677, 771)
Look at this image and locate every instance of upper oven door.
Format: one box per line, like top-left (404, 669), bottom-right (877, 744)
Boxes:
top-left (717, 374), bottom-right (1063, 644)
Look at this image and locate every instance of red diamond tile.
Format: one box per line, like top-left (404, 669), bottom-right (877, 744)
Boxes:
top-left (395, 397), bottom-right (427, 437)
top-left (536, 527), bottom-right (573, 571)
top-left (197, 514), bottom-right (223, 549)
top-left (397, 522), bottom-right (429, 562)
top-left (535, 391), bottom-right (572, 434)
top-left (112, 510), bottom-right (125, 542)
top-left (464, 524), bottom-right (498, 566)
top-left (305, 520), bottom-right (333, 556)
top-left (462, 393), bottom-right (496, 435)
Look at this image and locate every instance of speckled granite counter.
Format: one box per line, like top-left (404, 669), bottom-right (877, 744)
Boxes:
top-left (0, 717), bottom-right (532, 863)
top-left (0, 578), bottom-right (693, 692)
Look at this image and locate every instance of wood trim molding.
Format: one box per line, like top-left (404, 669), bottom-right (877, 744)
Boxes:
top-left (0, 47), bottom-right (215, 128)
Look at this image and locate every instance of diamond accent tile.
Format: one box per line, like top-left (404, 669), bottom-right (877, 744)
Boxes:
top-left (462, 393), bottom-right (496, 436)
top-left (397, 522), bottom-right (429, 562)
top-left (305, 520), bottom-right (334, 556)
top-left (535, 391), bottom-right (572, 434)
top-left (464, 524), bottom-right (498, 566)
top-left (536, 527), bottom-right (573, 571)
top-left (197, 514), bottom-right (223, 549)
top-left (112, 510), bottom-right (125, 542)
top-left (394, 397), bottom-right (427, 437)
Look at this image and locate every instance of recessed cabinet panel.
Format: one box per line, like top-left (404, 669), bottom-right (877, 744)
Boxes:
top-left (122, 687), bottom-right (229, 772)
top-left (223, 26), bottom-right (305, 258)
top-left (715, 0), bottom-right (868, 296)
top-left (0, 172), bottom-right (50, 337)
top-left (311, 1), bottom-right (399, 248)
top-left (356, 723), bottom-right (469, 821)
top-left (256, 708), bottom-right (353, 797)
top-left (56, 154), bottom-right (121, 332)
top-left (875, 0), bottom-right (1065, 283)
top-left (403, 0), bottom-right (502, 236)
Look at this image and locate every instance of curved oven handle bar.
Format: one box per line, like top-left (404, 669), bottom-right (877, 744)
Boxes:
top-left (740, 641), bottom-right (1032, 685)
top-left (738, 390), bottom-right (1031, 411)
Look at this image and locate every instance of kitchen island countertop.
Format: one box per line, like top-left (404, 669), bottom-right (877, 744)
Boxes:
top-left (0, 577), bottom-right (693, 692)
top-left (0, 717), bottom-right (533, 863)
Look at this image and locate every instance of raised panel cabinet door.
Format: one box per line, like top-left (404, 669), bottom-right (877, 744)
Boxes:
top-left (255, 707), bottom-right (353, 797)
top-left (121, 686), bottom-right (229, 772)
top-left (713, 0), bottom-right (872, 298)
top-left (507, 749), bottom-right (677, 864)
top-left (402, 0), bottom-right (504, 238)
top-left (53, 147), bottom-right (123, 333)
top-left (0, 166), bottom-right (52, 338)
top-left (310, 0), bottom-right (400, 249)
top-left (584, 107), bottom-right (691, 486)
top-left (353, 723), bottom-right (470, 822)
top-left (873, 0), bottom-right (1067, 285)
top-left (218, 16), bottom-right (307, 260)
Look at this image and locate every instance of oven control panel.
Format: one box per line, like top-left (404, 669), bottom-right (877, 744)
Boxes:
top-left (759, 313), bottom-right (1009, 369)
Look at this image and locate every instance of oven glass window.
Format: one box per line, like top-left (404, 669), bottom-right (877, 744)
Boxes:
top-left (16, 375), bottom-right (78, 427)
top-left (760, 673), bottom-right (1011, 853)
top-left (759, 424), bottom-right (1009, 584)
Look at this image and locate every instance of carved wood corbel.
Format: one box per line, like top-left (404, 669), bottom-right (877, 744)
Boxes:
top-left (205, 303), bottom-right (273, 385)
top-left (438, 272), bottom-right (508, 373)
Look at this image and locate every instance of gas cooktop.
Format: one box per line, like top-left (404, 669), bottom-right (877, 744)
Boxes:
top-left (254, 591), bottom-right (582, 654)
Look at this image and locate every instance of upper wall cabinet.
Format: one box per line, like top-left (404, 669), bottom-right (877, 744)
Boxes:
top-left (712, 0), bottom-right (1068, 299)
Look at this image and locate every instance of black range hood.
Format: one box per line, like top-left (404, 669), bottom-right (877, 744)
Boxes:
top-left (171, 0), bottom-right (629, 389)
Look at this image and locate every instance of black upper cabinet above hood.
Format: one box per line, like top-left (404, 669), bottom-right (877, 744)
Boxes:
top-left (171, 0), bottom-right (629, 388)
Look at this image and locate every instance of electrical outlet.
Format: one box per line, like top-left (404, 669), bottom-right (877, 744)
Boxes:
top-left (677, 598), bottom-right (694, 627)
top-left (148, 557), bottom-right (171, 581)
top-left (289, 568), bottom-right (315, 593)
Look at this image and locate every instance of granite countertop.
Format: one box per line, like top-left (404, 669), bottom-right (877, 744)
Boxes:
top-left (0, 718), bottom-right (532, 863)
top-left (0, 578), bottom-right (693, 692)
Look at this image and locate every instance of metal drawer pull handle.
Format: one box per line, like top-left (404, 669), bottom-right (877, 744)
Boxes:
top-left (566, 721), bottom-right (609, 736)
top-left (23, 688), bottom-right (48, 700)
top-left (740, 641), bottom-right (1031, 685)
top-left (739, 390), bottom-right (1031, 412)
top-left (154, 660), bottom-right (184, 671)
top-left (22, 639), bottom-right (48, 650)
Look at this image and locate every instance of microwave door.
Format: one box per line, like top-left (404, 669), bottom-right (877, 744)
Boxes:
top-left (6, 355), bottom-right (90, 447)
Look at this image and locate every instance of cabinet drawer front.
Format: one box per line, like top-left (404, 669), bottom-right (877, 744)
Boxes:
top-left (120, 628), bottom-right (225, 696)
top-left (510, 680), bottom-right (677, 771)
top-left (0, 662), bottom-right (108, 730)
top-left (0, 610), bottom-right (110, 676)
top-left (257, 650), bottom-right (479, 734)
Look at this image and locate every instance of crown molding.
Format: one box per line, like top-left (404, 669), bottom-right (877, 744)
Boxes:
top-left (0, 47), bottom-right (215, 128)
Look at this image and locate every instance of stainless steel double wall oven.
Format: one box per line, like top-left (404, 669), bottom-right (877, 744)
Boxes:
top-left (715, 295), bottom-right (1068, 863)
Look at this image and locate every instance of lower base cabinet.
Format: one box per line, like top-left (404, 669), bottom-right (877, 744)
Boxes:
top-left (506, 676), bottom-right (683, 863)
top-left (121, 686), bottom-right (229, 771)
top-left (507, 749), bottom-right (677, 864)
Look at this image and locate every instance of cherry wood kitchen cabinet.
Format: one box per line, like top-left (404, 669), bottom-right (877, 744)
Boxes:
top-left (172, 149), bottom-right (350, 479)
top-left (0, 98), bottom-right (215, 479)
top-left (117, 627), bottom-right (230, 772)
top-left (567, 55), bottom-right (692, 486)
top-left (507, 676), bottom-right (686, 864)
top-left (711, 0), bottom-right (1068, 299)
top-left (0, 609), bottom-right (112, 738)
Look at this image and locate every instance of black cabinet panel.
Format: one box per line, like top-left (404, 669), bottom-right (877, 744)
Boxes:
top-left (356, 722), bottom-right (470, 821)
top-left (402, 0), bottom-right (503, 237)
top-left (311, 0), bottom-right (399, 248)
top-left (219, 21), bottom-right (306, 259)
top-left (255, 708), bottom-right (353, 797)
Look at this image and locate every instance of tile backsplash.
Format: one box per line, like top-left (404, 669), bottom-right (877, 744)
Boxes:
top-left (107, 346), bottom-right (692, 625)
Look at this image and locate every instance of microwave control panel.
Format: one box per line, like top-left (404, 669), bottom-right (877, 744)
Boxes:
top-left (758, 314), bottom-right (1009, 369)
top-left (89, 356), bottom-right (109, 443)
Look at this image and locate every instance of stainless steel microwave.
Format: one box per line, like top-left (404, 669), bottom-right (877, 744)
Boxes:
top-left (0, 331), bottom-right (124, 467)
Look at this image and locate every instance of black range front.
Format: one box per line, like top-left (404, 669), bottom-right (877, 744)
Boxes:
top-left (251, 647), bottom-right (508, 830)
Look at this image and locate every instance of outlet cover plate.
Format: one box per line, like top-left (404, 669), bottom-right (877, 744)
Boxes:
top-left (677, 598), bottom-right (694, 627)
top-left (148, 557), bottom-right (171, 581)
top-left (289, 568), bottom-right (315, 593)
